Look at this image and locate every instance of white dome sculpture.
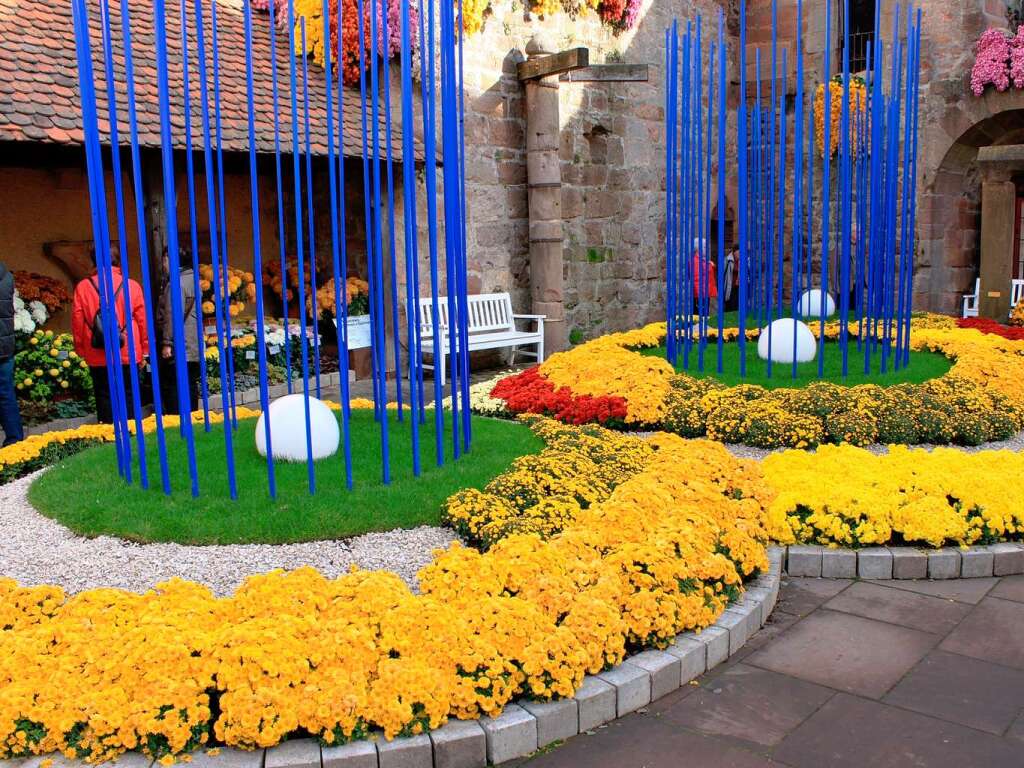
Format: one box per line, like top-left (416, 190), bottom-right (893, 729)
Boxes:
top-left (798, 289), bottom-right (836, 319)
top-left (255, 394), bottom-right (340, 462)
top-left (757, 318), bottom-right (817, 364)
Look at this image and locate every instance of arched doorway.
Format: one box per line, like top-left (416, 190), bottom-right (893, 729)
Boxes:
top-left (920, 99), bottom-right (1024, 316)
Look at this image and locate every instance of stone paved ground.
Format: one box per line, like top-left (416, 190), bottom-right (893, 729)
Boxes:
top-left (513, 576), bottom-right (1024, 768)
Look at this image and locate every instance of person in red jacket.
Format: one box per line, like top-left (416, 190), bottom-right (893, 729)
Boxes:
top-left (691, 238), bottom-right (718, 316)
top-left (71, 248), bottom-right (148, 424)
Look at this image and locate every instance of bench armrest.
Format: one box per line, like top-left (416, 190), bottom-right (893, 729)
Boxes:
top-left (513, 314), bottom-right (545, 332)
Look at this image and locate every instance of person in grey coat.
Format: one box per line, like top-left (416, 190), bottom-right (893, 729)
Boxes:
top-left (156, 249), bottom-right (202, 416)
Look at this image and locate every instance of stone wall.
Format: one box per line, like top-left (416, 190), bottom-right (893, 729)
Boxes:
top-left (458, 0), bottom-right (726, 341)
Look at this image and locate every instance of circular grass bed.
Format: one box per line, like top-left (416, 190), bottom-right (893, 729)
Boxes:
top-left (640, 341), bottom-right (952, 389)
top-left (28, 408), bottom-right (542, 545)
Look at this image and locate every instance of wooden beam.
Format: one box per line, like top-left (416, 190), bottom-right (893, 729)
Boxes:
top-left (560, 64), bottom-right (649, 83)
top-left (517, 47), bottom-right (589, 81)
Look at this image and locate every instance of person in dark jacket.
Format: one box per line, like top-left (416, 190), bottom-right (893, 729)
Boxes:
top-left (0, 263), bottom-right (25, 446)
top-left (156, 248), bottom-right (202, 416)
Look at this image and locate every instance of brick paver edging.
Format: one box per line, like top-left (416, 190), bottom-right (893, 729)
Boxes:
top-left (12, 549), bottom-right (782, 768)
top-left (784, 542), bottom-right (1024, 580)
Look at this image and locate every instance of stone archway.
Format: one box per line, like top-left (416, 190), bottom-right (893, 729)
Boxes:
top-left (917, 91), bottom-right (1024, 315)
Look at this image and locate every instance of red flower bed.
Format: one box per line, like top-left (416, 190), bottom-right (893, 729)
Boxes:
top-left (956, 317), bottom-right (1024, 341)
top-left (491, 367), bottom-right (628, 426)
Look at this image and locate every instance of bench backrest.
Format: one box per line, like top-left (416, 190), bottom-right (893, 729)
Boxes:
top-left (1013, 279), bottom-right (1024, 307)
top-left (417, 293), bottom-right (515, 340)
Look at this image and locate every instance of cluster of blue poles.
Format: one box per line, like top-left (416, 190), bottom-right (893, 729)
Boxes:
top-left (664, 0), bottom-right (922, 380)
top-left (70, 0), bottom-right (472, 499)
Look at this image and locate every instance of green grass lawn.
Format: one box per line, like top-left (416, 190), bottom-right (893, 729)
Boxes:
top-left (640, 341), bottom-right (952, 389)
top-left (29, 409), bottom-right (541, 545)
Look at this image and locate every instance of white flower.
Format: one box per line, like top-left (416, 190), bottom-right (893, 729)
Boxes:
top-left (13, 292), bottom-right (24, 312)
top-left (432, 372), bottom-right (511, 416)
top-left (13, 307), bottom-right (34, 334)
top-left (29, 300), bottom-right (48, 325)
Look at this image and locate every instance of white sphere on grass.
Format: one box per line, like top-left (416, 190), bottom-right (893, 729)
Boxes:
top-left (798, 289), bottom-right (836, 318)
top-left (255, 394), bottom-right (340, 462)
top-left (757, 318), bottom-right (817, 364)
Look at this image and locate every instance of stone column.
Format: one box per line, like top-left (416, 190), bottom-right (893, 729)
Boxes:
top-left (524, 34), bottom-right (567, 356)
top-left (978, 176), bottom-right (1016, 320)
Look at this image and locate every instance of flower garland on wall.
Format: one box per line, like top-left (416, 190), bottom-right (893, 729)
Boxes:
top-left (970, 27), bottom-right (1024, 95)
top-left (813, 75), bottom-right (867, 157)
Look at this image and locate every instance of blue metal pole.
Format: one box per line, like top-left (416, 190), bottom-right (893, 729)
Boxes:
top-left (154, 0), bottom-right (200, 496)
top-left (242, 0), bottom-right (277, 498)
top-left (99, 0), bottom-right (147, 479)
top-left (119, 0), bottom-right (170, 492)
top-left (193, 0), bottom-right (236, 499)
top-left (792, 0), bottom-right (804, 377)
top-left (839, 0), bottom-right (853, 376)
top-left (665, 26), bottom-right (677, 366)
top-left (400, 0), bottom-right (422, 474)
top-left (716, 10), bottom-right (725, 374)
top-left (819, 0), bottom-right (832, 378)
top-left (268, 0), bottom-right (292, 394)
top-left (737, 0), bottom-right (748, 377)
top-left (289, 4), bottom-right (316, 492)
top-left (300, 29), bottom-right (322, 398)
top-left (211, 1), bottom-right (238, 429)
top-left (381, 0), bottom-right (405, 421)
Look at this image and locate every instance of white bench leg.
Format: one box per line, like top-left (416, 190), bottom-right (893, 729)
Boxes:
top-left (537, 336), bottom-right (544, 364)
top-left (438, 349), bottom-right (446, 387)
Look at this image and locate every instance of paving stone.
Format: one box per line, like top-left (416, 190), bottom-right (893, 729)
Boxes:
top-left (927, 548), bottom-right (961, 580)
top-left (990, 542), bottom-right (1024, 576)
top-left (520, 699), bottom-right (578, 748)
top-left (890, 547), bottom-right (928, 579)
top-left (857, 547), bottom-right (893, 580)
top-left (321, 740), bottom-right (378, 768)
top-left (660, 663), bottom-right (833, 748)
top-left (596, 660), bottom-right (651, 716)
top-left (824, 581), bottom-right (970, 635)
top-left (747, 609), bottom-right (937, 698)
top-left (479, 704), bottom-right (537, 765)
top-left (774, 692), bottom-right (1023, 768)
top-left (266, 738), bottom-right (321, 768)
top-left (694, 625), bottom-right (730, 669)
top-left (187, 748), bottom-right (265, 768)
top-left (574, 676), bottom-right (616, 732)
top-left (776, 578), bottom-right (852, 617)
top-left (884, 649), bottom-right (1024, 735)
top-left (786, 545), bottom-right (822, 577)
top-left (664, 633), bottom-right (707, 683)
top-left (376, 734), bottom-right (431, 768)
top-left (1009, 712), bottom-right (1024, 745)
top-left (627, 649), bottom-right (681, 700)
top-left (990, 574), bottom-right (1024, 603)
top-left (821, 548), bottom-right (856, 579)
top-left (428, 719), bottom-right (486, 768)
top-left (940, 596), bottom-right (1024, 670)
top-left (517, 711), bottom-right (786, 768)
top-left (886, 577), bottom-right (997, 605)
top-left (960, 548), bottom-right (994, 578)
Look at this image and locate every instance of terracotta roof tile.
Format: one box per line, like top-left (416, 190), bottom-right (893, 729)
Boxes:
top-left (0, 0), bottom-right (427, 162)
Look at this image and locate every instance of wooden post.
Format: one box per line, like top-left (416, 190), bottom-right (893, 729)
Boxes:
top-left (523, 33), bottom-right (567, 356)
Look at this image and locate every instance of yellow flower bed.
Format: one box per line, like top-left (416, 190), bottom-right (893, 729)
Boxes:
top-left (0, 420), bottom-right (770, 763)
top-left (525, 316), bottom-right (1024, 448)
top-left (763, 444), bottom-right (1024, 548)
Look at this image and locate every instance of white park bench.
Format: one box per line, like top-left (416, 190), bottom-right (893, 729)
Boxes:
top-left (962, 278), bottom-right (1024, 318)
top-left (415, 292), bottom-right (544, 385)
top-left (962, 278), bottom-right (980, 318)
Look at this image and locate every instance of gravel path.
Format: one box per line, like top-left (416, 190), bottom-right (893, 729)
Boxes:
top-left (0, 470), bottom-right (458, 596)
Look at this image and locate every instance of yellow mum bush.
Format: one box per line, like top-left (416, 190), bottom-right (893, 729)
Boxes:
top-left (1, 419), bottom-right (772, 763)
top-left (539, 324), bottom-right (675, 425)
top-left (505, 315), bottom-right (1024, 449)
top-left (763, 444), bottom-right (1024, 548)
